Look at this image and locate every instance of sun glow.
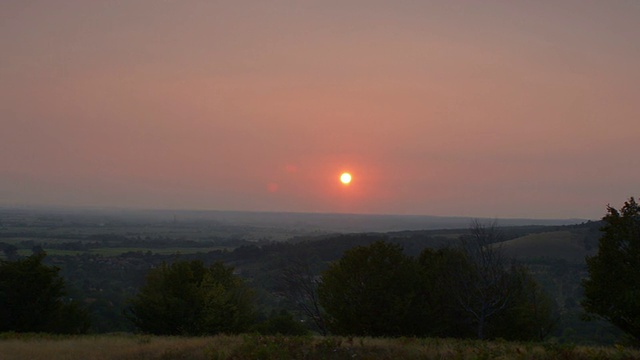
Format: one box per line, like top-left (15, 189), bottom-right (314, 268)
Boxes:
top-left (340, 172), bottom-right (352, 185)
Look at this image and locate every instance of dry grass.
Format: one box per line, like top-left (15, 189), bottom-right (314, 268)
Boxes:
top-left (1, 333), bottom-right (639, 360)
top-left (0, 333), bottom-right (224, 360)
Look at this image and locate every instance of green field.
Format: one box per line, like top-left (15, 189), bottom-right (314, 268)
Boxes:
top-left (499, 231), bottom-right (596, 263)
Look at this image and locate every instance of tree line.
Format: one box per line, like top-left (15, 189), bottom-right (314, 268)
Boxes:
top-left (308, 222), bottom-right (558, 340)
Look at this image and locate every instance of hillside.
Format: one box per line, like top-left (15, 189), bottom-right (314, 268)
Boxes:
top-left (500, 230), bottom-right (598, 263)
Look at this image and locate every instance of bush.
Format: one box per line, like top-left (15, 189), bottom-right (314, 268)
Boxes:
top-left (0, 253), bottom-right (90, 334)
top-left (127, 260), bottom-right (255, 335)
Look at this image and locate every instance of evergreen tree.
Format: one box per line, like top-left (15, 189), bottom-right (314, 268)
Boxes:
top-left (583, 197), bottom-right (640, 343)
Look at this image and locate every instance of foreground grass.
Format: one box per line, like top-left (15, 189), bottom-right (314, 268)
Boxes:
top-left (1, 333), bottom-right (639, 360)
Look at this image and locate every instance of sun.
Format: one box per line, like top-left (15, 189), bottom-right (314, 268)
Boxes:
top-left (340, 172), bottom-right (352, 185)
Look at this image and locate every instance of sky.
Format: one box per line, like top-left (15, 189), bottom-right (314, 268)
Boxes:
top-left (1, 1), bottom-right (639, 219)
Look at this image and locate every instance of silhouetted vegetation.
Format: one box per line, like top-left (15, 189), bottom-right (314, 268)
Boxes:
top-left (127, 260), bottom-right (255, 335)
top-left (319, 241), bottom-right (422, 336)
top-left (583, 197), bottom-right (640, 344)
top-left (0, 207), bottom-right (629, 345)
top-left (0, 253), bottom-right (89, 334)
top-left (316, 238), bottom-right (556, 340)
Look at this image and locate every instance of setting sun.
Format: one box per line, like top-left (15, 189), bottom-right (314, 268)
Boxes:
top-left (340, 172), bottom-right (352, 185)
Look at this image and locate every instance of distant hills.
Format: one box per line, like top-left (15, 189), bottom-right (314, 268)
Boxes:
top-left (1, 206), bottom-right (590, 233)
top-left (123, 209), bottom-right (589, 233)
top-left (184, 211), bottom-right (586, 232)
top-left (1, 206), bottom-right (597, 263)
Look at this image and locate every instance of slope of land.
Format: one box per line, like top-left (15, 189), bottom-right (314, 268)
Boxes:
top-left (500, 231), bottom-right (596, 263)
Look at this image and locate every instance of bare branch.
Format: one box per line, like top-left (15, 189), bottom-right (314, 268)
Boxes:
top-left (277, 259), bottom-right (327, 335)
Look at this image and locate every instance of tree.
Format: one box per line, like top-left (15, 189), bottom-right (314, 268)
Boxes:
top-left (127, 259), bottom-right (255, 335)
top-left (455, 220), bottom-right (515, 339)
top-left (0, 252), bottom-right (90, 334)
top-left (583, 197), bottom-right (640, 343)
top-left (417, 245), bottom-right (557, 341)
top-left (416, 247), bottom-right (476, 338)
top-left (278, 259), bottom-right (327, 335)
top-left (489, 265), bottom-right (558, 341)
top-left (318, 241), bottom-right (421, 336)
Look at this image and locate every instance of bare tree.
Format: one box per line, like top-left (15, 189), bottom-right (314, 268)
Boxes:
top-left (456, 220), bottom-right (515, 339)
top-left (278, 259), bottom-right (327, 335)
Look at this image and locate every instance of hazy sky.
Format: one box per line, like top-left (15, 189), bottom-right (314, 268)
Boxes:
top-left (1, 1), bottom-right (639, 219)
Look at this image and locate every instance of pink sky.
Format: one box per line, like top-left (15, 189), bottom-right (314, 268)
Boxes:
top-left (1, 1), bottom-right (639, 219)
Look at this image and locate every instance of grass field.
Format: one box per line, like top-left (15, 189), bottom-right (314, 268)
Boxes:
top-left (499, 231), bottom-right (594, 263)
top-left (1, 333), bottom-right (639, 360)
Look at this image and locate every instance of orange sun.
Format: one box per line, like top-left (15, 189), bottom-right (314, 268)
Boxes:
top-left (340, 172), bottom-right (352, 185)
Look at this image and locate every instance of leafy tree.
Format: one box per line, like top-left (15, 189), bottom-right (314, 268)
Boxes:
top-left (431, 221), bottom-right (558, 341)
top-left (199, 261), bottom-right (255, 333)
top-left (489, 265), bottom-right (558, 341)
top-left (318, 241), bottom-right (420, 336)
top-left (416, 247), bottom-right (475, 338)
top-left (0, 252), bottom-right (90, 333)
top-left (127, 259), bottom-right (255, 335)
top-left (583, 197), bottom-right (640, 343)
